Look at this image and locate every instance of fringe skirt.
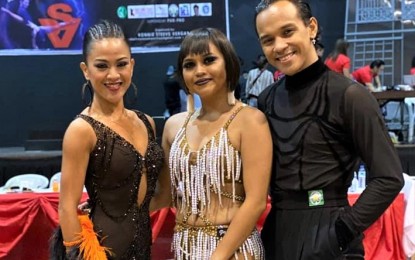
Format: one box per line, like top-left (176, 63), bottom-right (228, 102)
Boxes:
top-left (172, 223), bottom-right (265, 260)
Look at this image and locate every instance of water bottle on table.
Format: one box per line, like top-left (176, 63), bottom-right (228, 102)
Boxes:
top-left (357, 164), bottom-right (366, 192)
top-left (348, 172), bottom-right (359, 193)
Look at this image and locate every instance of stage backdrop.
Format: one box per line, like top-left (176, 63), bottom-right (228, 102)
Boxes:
top-left (0, 0), bottom-right (228, 55)
top-left (0, 0), bottom-right (346, 147)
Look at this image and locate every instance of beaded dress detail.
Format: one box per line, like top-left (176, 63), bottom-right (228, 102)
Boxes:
top-left (78, 111), bottom-right (164, 260)
top-left (169, 104), bottom-right (265, 259)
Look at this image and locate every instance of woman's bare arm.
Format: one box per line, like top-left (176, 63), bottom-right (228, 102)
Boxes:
top-left (58, 118), bottom-right (94, 242)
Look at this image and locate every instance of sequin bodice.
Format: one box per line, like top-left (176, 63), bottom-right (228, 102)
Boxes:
top-left (78, 111), bottom-right (164, 260)
top-left (169, 105), bottom-right (246, 216)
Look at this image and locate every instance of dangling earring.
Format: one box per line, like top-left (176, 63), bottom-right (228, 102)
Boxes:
top-left (311, 38), bottom-right (316, 45)
top-left (81, 80), bottom-right (93, 106)
top-left (228, 91), bottom-right (236, 106)
top-left (187, 94), bottom-right (195, 113)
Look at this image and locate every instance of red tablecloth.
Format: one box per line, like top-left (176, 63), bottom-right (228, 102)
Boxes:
top-left (0, 192), bottom-right (405, 260)
top-left (0, 192), bottom-right (89, 259)
top-left (348, 193), bottom-right (405, 260)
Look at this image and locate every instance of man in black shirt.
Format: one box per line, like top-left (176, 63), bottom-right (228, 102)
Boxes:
top-left (255, 1), bottom-right (404, 259)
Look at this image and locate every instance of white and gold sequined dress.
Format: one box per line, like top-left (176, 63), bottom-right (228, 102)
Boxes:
top-left (169, 105), bottom-right (265, 260)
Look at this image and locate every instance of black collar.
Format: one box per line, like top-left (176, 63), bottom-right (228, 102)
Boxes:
top-left (285, 59), bottom-right (327, 91)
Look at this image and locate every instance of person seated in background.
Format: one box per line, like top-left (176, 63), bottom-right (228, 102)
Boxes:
top-left (315, 42), bottom-right (324, 58)
top-left (163, 65), bottom-right (182, 117)
top-left (238, 69), bottom-right (249, 102)
top-left (245, 54), bottom-right (274, 107)
top-left (410, 56), bottom-right (415, 75)
top-left (235, 56), bottom-right (246, 101)
top-left (325, 38), bottom-right (352, 79)
top-left (352, 59), bottom-right (385, 92)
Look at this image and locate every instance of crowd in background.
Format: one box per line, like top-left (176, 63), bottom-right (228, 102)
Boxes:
top-left (163, 35), bottom-right (415, 116)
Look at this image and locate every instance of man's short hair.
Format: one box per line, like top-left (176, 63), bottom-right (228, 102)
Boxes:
top-left (370, 60), bottom-right (385, 69)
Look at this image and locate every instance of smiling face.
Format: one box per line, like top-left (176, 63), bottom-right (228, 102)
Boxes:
top-left (256, 0), bottom-right (318, 76)
top-left (80, 38), bottom-right (134, 105)
top-left (181, 42), bottom-right (227, 99)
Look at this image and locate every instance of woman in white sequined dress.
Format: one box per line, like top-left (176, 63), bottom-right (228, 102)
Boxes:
top-left (160, 28), bottom-right (273, 260)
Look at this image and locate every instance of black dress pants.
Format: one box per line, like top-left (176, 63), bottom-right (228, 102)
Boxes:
top-left (261, 206), bottom-right (364, 260)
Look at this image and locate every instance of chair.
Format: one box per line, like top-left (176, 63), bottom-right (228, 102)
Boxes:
top-left (49, 172), bottom-right (87, 192)
top-left (405, 98), bottom-right (415, 143)
top-left (384, 99), bottom-right (414, 142)
top-left (4, 174), bottom-right (49, 189)
top-left (49, 172), bottom-right (61, 188)
top-left (402, 173), bottom-right (415, 257)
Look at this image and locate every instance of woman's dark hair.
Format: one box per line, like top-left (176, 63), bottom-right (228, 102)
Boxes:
top-left (328, 38), bottom-right (349, 61)
top-left (177, 28), bottom-right (240, 93)
top-left (412, 56), bottom-right (415, 68)
top-left (254, 0), bottom-right (320, 41)
top-left (82, 20), bottom-right (130, 62)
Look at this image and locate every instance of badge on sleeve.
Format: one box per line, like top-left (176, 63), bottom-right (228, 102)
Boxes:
top-left (308, 190), bottom-right (324, 206)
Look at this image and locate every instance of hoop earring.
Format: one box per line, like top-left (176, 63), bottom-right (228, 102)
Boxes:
top-left (228, 91), bottom-right (236, 105)
top-left (81, 80), bottom-right (93, 106)
top-left (131, 82), bottom-right (138, 98)
top-left (311, 38), bottom-right (316, 45)
top-left (126, 82), bottom-right (138, 105)
top-left (187, 94), bottom-right (195, 113)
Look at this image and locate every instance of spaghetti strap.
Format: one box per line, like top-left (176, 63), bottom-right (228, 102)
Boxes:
top-left (181, 111), bottom-right (196, 129)
top-left (223, 104), bottom-right (247, 129)
top-left (77, 114), bottom-right (99, 135)
top-left (133, 110), bottom-right (155, 141)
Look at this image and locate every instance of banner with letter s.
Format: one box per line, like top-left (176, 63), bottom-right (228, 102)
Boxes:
top-left (0, 0), bottom-right (229, 55)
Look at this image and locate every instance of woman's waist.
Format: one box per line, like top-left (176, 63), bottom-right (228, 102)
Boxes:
top-left (174, 221), bottom-right (230, 238)
top-left (175, 216), bottom-right (231, 228)
top-left (173, 185), bottom-right (246, 204)
top-left (174, 205), bottom-right (240, 226)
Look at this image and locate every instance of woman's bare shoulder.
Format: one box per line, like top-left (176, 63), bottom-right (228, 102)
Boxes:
top-left (63, 116), bottom-right (95, 143)
top-left (163, 112), bottom-right (189, 139)
top-left (236, 105), bottom-right (268, 127)
top-left (165, 112), bottom-right (189, 128)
